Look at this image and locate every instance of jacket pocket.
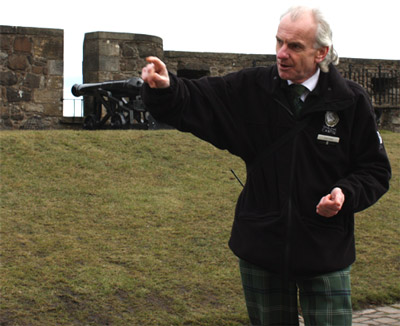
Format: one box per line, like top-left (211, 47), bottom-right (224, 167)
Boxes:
top-left (301, 213), bottom-right (346, 233)
top-left (237, 210), bottom-right (281, 222)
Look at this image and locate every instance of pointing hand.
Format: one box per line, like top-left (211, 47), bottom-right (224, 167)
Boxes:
top-left (141, 56), bottom-right (170, 89)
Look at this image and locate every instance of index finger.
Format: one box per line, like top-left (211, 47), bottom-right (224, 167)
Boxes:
top-left (146, 56), bottom-right (165, 71)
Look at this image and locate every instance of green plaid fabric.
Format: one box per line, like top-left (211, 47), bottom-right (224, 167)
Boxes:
top-left (239, 259), bottom-right (352, 326)
top-left (297, 266), bottom-right (352, 326)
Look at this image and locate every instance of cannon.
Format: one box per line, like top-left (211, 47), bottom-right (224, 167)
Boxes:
top-left (71, 77), bottom-right (158, 130)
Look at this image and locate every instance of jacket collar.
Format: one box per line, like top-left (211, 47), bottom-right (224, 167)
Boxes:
top-left (258, 64), bottom-right (356, 112)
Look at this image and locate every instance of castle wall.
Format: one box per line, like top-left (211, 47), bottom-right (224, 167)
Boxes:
top-left (1, 27), bottom-right (398, 131)
top-left (83, 32), bottom-right (163, 84)
top-left (164, 51), bottom-right (276, 77)
top-left (0, 26), bottom-right (63, 129)
top-left (81, 32), bottom-right (164, 118)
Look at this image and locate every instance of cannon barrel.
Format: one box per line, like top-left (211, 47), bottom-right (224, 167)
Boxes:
top-left (71, 77), bottom-right (144, 97)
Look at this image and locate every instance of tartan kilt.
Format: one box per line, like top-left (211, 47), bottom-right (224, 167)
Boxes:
top-left (239, 259), bottom-right (352, 326)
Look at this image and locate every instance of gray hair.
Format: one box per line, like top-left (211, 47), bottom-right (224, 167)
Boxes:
top-left (281, 6), bottom-right (339, 72)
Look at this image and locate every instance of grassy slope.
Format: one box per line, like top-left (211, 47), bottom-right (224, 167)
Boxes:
top-left (0, 129), bottom-right (398, 325)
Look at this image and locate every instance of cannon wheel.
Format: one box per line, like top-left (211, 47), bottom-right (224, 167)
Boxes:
top-left (110, 112), bottom-right (126, 128)
top-left (83, 114), bottom-right (98, 130)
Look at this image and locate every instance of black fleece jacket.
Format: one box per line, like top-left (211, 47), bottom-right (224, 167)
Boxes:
top-left (141, 64), bottom-right (391, 279)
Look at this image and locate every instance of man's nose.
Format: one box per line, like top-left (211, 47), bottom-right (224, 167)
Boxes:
top-left (277, 45), bottom-right (289, 59)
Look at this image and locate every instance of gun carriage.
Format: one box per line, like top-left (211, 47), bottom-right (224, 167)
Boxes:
top-left (71, 77), bottom-right (158, 130)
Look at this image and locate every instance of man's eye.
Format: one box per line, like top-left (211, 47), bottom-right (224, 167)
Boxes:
top-left (290, 44), bottom-right (303, 51)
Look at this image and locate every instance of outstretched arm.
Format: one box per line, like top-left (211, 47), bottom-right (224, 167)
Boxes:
top-left (141, 56), bottom-right (170, 89)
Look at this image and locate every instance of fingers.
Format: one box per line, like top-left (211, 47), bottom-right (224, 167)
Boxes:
top-left (141, 56), bottom-right (170, 89)
top-left (316, 188), bottom-right (345, 218)
top-left (146, 56), bottom-right (165, 71)
top-left (316, 195), bottom-right (337, 217)
top-left (141, 62), bottom-right (156, 88)
top-left (331, 187), bottom-right (345, 204)
top-left (316, 200), bottom-right (339, 217)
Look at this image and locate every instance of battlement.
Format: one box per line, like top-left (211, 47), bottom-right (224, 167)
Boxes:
top-left (1, 27), bottom-right (399, 131)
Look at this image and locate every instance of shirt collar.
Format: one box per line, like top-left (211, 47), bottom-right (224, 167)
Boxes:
top-left (287, 67), bottom-right (320, 100)
top-left (287, 68), bottom-right (320, 90)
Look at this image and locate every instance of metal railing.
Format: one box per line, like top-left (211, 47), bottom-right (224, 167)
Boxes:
top-left (63, 98), bottom-right (83, 117)
top-left (341, 64), bottom-right (399, 107)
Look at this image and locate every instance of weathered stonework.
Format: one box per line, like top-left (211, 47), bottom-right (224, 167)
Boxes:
top-left (1, 26), bottom-right (398, 131)
top-left (80, 31), bottom-right (399, 131)
top-left (83, 32), bottom-right (163, 82)
top-left (0, 25), bottom-right (63, 129)
top-left (82, 32), bottom-right (164, 117)
top-left (380, 107), bottom-right (400, 132)
top-left (164, 51), bottom-right (276, 77)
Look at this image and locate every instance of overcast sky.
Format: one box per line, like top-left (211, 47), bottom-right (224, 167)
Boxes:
top-left (2, 0), bottom-right (399, 114)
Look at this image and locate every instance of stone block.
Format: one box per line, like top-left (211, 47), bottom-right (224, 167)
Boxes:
top-left (0, 104), bottom-right (9, 118)
top-left (121, 43), bottom-right (139, 58)
top-left (33, 89), bottom-right (62, 104)
top-left (14, 36), bottom-right (32, 53)
top-left (0, 86), bottom-right (5, 100)
top-left (83, 71), bottom-right (100, 83)
top-left (33, 57), bottom-right (47, 67)
top-left (8, 54), bottom-right (28, 70)
top-left (99, 39), bottom-right (120, 56)
top-left (120, 59), bottom-right (137, 72)
top-left (101, 56), bottom-right (120, 72)
top-left (22, 102), bottom-right (44, 113)
top-left (0, 71), bottom-right (18, 86)
top-left (6, 87), bottom-right (31, 102)
top-left (32, 66), bottom-right (44, 74)
top-left (46, 76), bottom-right (63, 89)
top-left (0, 51), bottom-right (8, 62)
top-left (87, 56), bottom-right (119, 72)
top-left (33, 37), bottom-right (63, 59)
top-left (48, 60), bottom-right (63, 76)
top-left (84, 39), bottom-right (120, 57)
top-left (23, 73), bottom-right (41, 88)
top-left (0, 35), bottom-right (12, 51)
top-left (83, 56), bottom-right (98, 72)
top-left (43, 102), bottom-right (62, 116)
top-left (83, 39), bottom-right (98, 56)
top-left (137, 42), bottom-right (163, 58)
top-left (22, 115), bottom-right (45, 129)
top-left (97, 71), bottom-right (114, 82)
top-left (10, 106), bottom-right (24, 120)
top-left (0, 118), bottom-right (13, 128)
top-left (0, 105), bottom-right (25, 122)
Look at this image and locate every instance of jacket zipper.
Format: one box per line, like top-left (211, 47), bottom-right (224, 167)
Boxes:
top-left (272, 95), bottom-right (297, 280)
top-left (283, 134), bottom-right (298, 282)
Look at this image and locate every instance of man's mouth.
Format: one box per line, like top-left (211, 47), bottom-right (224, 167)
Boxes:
top-left (278, 62), bottom-right (292, 69)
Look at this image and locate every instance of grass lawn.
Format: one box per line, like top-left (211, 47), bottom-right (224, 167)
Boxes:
top-left (0, 129), bottom-right (399, 325)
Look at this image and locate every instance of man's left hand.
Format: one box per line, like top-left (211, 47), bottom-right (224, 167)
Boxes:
top-left (316, 187), bottom-right (345, 218)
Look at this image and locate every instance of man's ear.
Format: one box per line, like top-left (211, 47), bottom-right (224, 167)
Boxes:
top-left (316, 46), bottom-right (329, 63)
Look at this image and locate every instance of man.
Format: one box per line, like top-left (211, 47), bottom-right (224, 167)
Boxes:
top-left (141, 6), bottom-right (391, 326)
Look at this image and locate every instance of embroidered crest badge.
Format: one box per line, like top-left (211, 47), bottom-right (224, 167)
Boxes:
top-left (325, 111), bottom-right (339, 127)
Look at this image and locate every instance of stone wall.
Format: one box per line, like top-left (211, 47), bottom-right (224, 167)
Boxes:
top-left (82, 32), bottom-right (163, 117)
top-left (162, 52), bottom-right (399, 131)
top-left (164, 51), bottom-right (276, 77)
top-left (83, 32), bottom-right (163, 83)
top-left (1, 26), bottom-right (398, 131)
top-left (0, 26), bottom-right (64, 129)
top-left (379, 107), bottom-right (400, 132)
top-left (80, 31), bottom-right (399, 131)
